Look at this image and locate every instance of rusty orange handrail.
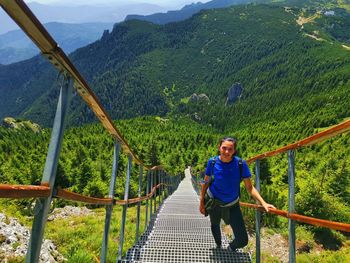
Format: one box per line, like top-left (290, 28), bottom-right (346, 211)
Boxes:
top-left (0, 184), bottom-right (50, 198)
top-left (55, 188), bottom-right (114, 205)
top-left (55, 184), bottom-right (167, 205)
top-left (191, 178), bottom-right (350, 232)
top-left (0, 0), bottom-right (155, 169)
top-left (115, 183), bottom-right (165, 205)
top-left (0, 182), bottom-right (169, 205)
top-left (240, 202), bottom-right (350, 233)
top-left (247, 119), bottom-right (350, 164)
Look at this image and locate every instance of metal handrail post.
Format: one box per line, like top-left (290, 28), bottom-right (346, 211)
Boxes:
top-left (158, 170), bottom-right (161, 204)
top-left (101, 142), bottom-right (121, 263)
top-left (117, 154), bottom-right (132, 262)
top-left (150, 170), bottom-right (153, 218)
top-left (165, 174), bottom-right (168, 197)
top-left (166, 174), bottom-right (169, 197)
top-left (26, 77), bottom-right (72, 263)
top-left (145, 171), bottom-right (150, 228)
top-left (160, 170), bottom-right (163, 202)
top-left (153, 171), bottom-right (157, 212)
top-left (255, 159), bottom-right (261, 263)
top-left (136, 165), bottom-right (143, 242)
top-left (288, 150), bottom-right (296, 263)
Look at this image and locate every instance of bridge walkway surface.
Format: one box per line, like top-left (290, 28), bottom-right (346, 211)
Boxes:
top-left (122, 169), bottom-right (251, 262)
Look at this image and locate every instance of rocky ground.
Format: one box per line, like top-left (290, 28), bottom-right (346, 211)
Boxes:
top-left (223, 225), bottom-right (326, 263)
top-left (223, 225), bottom-right (292, 262)
top-left (247, 230), bottom-right (289, 262)
top-left (0, 206), bottom-right (94, 263)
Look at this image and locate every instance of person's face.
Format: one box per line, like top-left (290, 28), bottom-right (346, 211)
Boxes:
top-left (219, 140), bottom-right (236, 162)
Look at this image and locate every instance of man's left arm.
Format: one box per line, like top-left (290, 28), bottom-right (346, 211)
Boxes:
top-left (243, 178), bottom-right (276, 212)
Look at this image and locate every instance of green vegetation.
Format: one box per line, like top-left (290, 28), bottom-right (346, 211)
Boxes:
top-left (0, 0), bottom-right (350, 261)
top-left (1, 2), bottom-right (350, 130)
top-left (0, 203), bottom-right (148, 262)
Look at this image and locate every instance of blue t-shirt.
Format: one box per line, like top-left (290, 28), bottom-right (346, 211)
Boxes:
top-left (205, 156), bottom-right (251, 203)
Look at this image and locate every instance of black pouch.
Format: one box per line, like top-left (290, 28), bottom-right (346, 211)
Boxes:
top-left (204, 192), bottom-right (216, 217)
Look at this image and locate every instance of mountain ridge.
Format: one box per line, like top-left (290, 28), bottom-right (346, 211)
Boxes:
top-left (125, 0), bottom-right (258, 24)
top-left (0, 22), bottom-right (113, 64)
top-left (0, 3), bottom-right (349, 132)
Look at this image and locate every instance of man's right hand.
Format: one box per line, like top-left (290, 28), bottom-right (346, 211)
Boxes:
top-left (199, 201), bottom-right (205, 215)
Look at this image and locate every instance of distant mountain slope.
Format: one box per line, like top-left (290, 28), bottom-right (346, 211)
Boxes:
top-left (0, 22), bottom-right (113, 64)
top-left (0, 2), bottom-right (168, 34)
top-left (0, 3), bottom-right (349, 131)
top-left (125, 0), bottom-right (257, 24)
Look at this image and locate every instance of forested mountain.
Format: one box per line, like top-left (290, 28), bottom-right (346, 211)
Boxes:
top-left (0, 1), bottom-right (350, 259)
top-left (1, 2), bottom-right (349, 131)
top-left (125, 0), bottom-right (258, 24)
top-left (0, 22), bottom-right (113, 64)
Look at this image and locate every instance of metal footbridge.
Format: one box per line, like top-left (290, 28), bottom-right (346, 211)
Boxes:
top-left (0, 1), bottom-right (350, 263)
top-left (124, 169), bottom-right (251, 262)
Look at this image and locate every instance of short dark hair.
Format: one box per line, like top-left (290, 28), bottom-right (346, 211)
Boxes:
top-left (219, 137), bottom-right (237, 149)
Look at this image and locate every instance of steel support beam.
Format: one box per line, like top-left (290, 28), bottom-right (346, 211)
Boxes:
top-left (101, 141), bottom-right (121, 263)
top-left (153, 171), bottom-right (157, 212)
top-left (145, 171), bottom-right (150, 228)
top-left (117, 154), bottom-right (132, 262)
top-left (136, 165), bottom-right (143, 242)
top-left (255, 159), bottom-right (261, 263)
top-left (288, 150), bottom-right (296, 263)
top-left (150, 171), bottom-right (153, 218)
top-left (26, 77), bottom-right (72, 263)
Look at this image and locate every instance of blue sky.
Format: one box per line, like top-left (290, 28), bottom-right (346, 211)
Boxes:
top-left (25, 0), bottom-right (210, 9)
top-left (1, 0), bottom-right (210, 34)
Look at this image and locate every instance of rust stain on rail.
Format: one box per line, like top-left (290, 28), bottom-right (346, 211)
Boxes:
top-left (240, 202), bottom-right (350, 233)
top-left (0, 184), bottom-right (50, 198)
top-left (247, 119), bottom-right (350, 163)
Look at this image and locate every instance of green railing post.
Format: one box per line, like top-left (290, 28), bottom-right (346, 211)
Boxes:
top-left (117, 154), bottom-right (132, 262)
top-left (26, 77), bottom-right (72, 263)
top-left (288, 150), bottom-right (296, 263)
top-left (136, 165), bottom-right (143, 242)
top-left (255, 159), bottom-right (261, 263)
top-left (101, 141), bottom-right (121, 263)
top-left (145, 171), bottom-right (150, 228)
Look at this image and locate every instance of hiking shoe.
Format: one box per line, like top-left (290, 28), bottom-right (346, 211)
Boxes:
top-left (227, 245), bottom-right (237, 252)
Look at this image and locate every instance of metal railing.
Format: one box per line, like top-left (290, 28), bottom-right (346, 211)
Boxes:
top-left (1, 1), bottom-right (350, 262)
top-left (0, 1), bottom-right (181, 262)
top-left (246, 118), bottom-right (350, 263)
top-left (192, 118), bottom-right (350, 263)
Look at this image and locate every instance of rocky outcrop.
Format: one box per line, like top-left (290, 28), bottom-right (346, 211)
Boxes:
top-left (47, 206), bottom-right (94, 221)
top-left (192, 112), bottom-right (201, 121)
top-left (0, 213), bottom-right (65, 262)
top-left (226, 83), bottom-right (243, 105)
top-left (189, 93), bottom-right (210, 104)
top-left (2, 117), bottom-right (41, 133)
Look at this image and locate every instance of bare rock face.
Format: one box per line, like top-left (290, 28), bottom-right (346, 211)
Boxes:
top-left (189, 93), bottom-right (199, 102)
top-left (226, 83), bottom-right (243, 105)
top-left (198, 93), bottom-right (210, 102)
top-left (2, 117), bottom-right (41, 133)
top-left (189, 93), bottom-right (210, 104)
top-left (47, 206), bottom-right (94, 221)
top-left (0, 213), bottom-right (66, 262)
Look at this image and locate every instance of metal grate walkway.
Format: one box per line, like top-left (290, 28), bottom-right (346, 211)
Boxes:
top-left (123, 169), bottom-right (251, 262)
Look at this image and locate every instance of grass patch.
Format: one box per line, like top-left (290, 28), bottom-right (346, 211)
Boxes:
top-left (45, 204), bottom-right (147, 262)
top-left (297, 247), bottom-right (350, 263)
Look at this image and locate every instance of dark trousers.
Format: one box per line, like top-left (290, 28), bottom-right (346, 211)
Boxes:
top-left (209, 203), bottom-right (248, 249)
